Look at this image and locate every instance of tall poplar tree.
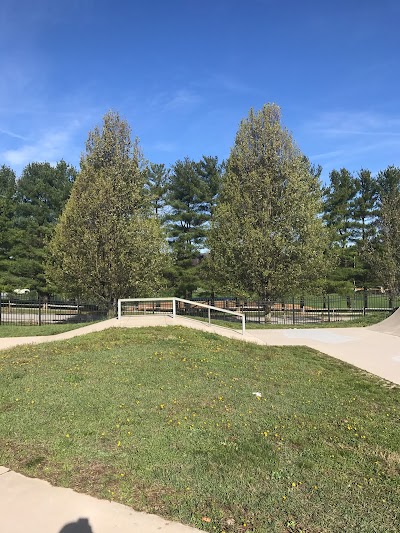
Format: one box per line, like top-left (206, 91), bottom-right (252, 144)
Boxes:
top-left (47, 111), bottom-right (167, 310)
top-left (208, 103), bottom-right (327, 301)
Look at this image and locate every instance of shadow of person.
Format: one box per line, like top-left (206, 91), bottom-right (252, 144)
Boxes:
top-left (58, 517), bottom-right (93, 533)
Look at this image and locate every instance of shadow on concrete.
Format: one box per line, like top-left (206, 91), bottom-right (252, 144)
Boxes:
top-left (59, 518), bottom-right (93, 532)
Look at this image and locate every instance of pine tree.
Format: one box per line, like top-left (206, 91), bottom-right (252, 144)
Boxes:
top-left (47, 111), bottom-right (167, 310)
top-left (323, 168), bottom-right (357, 248)
top-left (145, 162), bottom-right (170, 216)
top-left (10, 161), bottom-right (75, 292)
top-left (367, 166), bottom-right (400, 293)
top-left (208, 103), bottom-right (328, 301)
top-left (164, 156), bottom-right (222, 297)
top-left (0, 165), bottom-right (17, 289)
top-left (352, 169), bottom-right (378, 244)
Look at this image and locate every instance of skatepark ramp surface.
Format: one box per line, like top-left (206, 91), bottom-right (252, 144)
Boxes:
top-left (368, 307), bottom-right (400, 336)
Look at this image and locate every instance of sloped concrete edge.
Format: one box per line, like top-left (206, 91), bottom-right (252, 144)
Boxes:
top-left (0, 469), bottom-right (203, 533)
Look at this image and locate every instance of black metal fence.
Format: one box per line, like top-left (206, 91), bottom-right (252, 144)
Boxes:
top-left (193, 292), bottom-right (399, 325)
top-left (3, 291), bottom-right (398, 328)
top-left (0, 294), bottom-right (107, 326)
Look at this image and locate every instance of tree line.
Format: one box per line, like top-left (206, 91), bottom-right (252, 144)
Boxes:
top-left (1, 105), bottom-right (399, 310)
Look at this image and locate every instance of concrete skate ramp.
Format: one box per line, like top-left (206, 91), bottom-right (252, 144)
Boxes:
top-left (369, 307), bottom-right (400, 336)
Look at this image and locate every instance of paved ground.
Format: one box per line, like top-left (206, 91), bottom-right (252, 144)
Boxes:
top-left (0, 466), bottom-right (202, 533)
top-left (246, 326), bottom-right (400, 385)
top-left (1, 311), bottom-right (400, 533)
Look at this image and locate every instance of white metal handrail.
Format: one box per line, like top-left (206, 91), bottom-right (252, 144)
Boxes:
top-left (118, 297), bottom-right (246, 334)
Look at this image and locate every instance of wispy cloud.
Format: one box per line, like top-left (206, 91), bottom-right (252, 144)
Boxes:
top-left (0, 128), bottom-right (28, 141)
top-left (309, 149), bottom-right (345, 160)
top-left (306, 111), bottom-right (400, 138)
top-left (1, 119), bottom-right (82, 168)
top-left (303, 110), bottom-right (400, 177)
top-left (147, 89), bottom-right (201, 114)
top-left (164, 89), bottom-right (201, 111)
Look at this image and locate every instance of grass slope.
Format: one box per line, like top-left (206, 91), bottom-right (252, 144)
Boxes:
top-left (0, 326), bottom-right (399, 532)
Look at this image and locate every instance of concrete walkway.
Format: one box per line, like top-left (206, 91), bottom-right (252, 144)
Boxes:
top-left (0, 466), bottom-right (202, 533)
top-left (246, 326), bottom-right (400, 385)
top-left (1, 313), bottom-right (400, 533)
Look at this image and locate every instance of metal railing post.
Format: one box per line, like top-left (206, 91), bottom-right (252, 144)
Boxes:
top-left (292, 296), bottom-right (295, 325)
top-left (208, 307), bottom-right (211, 326)
top-left (117, 299), bottom-right (122, 319)
top-left (172, 298), bottom-right (176, 318)
top-left (242, 315), bottom-right (245, 335)
top-left (38, 294), bottom-right (42, 326)
top-left (363, 289), bottom-right (368, 316)
top-left (327, 294), bottom-right (331, 322)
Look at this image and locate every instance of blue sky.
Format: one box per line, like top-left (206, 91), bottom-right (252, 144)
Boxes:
top-left (1, 0), bottom-right (400, 183)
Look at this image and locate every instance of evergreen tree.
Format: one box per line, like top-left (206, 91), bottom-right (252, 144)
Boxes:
top-left (196, 155), bottom-right (223, 217)
top-left (165, 156), bottom-right (222, 297)
top-left (145, 162), bottom-right (170, 216)
top-left (47, 111), bottom-right (167, 310)
top-left (352, 169), bottom-right (378, 244)
top-left (11, 161), bottom-right (76, 292)
top-left (0, 165), bottom-right (17, 289)
top-left (350, 169), bottom-right (379, 288)
top-left (323, 168), bottom-right (357, 248)
top-left (208, 104), bottom-right (327, 301)
top-left (367, 166), bottom-right (400, 293)
top-left (322, 168), bottom-right (363, 292)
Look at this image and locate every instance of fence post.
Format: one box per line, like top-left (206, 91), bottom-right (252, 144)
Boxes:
top-left (38, 294), bottom-right (42, 326)
top-left (292, 296), bottom-right (295, 325)
top-left (327, 294), bottom-right (331, 322)
top-left (208, 307), bottom-right (211, 326)
top-left (363, 289), bottom-right (368, 317)
top-left (117, 299), bottom-right (122, 319)
top-left (172, 298), bottom-right (176, 318)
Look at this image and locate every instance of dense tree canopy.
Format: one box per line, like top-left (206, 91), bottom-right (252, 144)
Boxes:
top-left (1, 104), bottom-right (399, 302)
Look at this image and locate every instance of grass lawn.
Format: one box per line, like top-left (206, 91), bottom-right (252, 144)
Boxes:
top-left (0, 326), bottom-right (399, 532)
top-left (0, 322), bottom-right (100, 337)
